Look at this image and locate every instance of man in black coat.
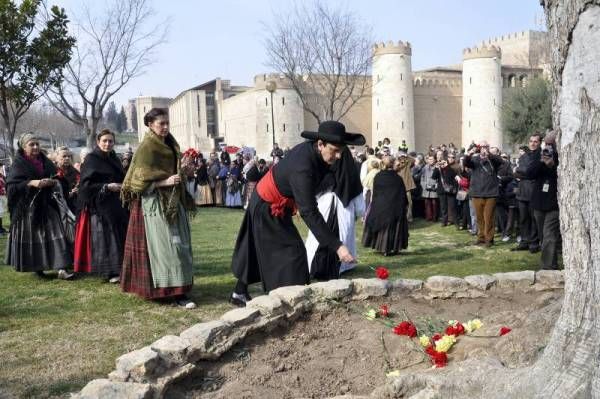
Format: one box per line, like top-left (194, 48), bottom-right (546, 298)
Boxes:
top-left (526, 136), bottom-right (560, 269)
top-left (512, 133), bottom-right (542, 252)
top-left (230, 121), bottom-right (365, 306)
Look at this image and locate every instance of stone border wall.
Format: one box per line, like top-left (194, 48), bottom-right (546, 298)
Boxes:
top-left (73, 270), bottom-right (564, 398)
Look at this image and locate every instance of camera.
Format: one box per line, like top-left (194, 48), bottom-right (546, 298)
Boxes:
top-left (542, 146), bottom-right (555, 157)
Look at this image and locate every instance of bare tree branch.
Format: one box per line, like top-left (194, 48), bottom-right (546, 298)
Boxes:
top-left (46, 0), bottom-right (169, 148)
top-left (264, 1), bottom-right (372, 124)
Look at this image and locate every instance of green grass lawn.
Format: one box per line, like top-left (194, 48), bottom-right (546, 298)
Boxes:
top-left (0, 208), bottom-right (543, 398)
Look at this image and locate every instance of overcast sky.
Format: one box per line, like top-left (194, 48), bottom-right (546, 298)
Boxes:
top-left (53, 0), bottom-right (546, 109)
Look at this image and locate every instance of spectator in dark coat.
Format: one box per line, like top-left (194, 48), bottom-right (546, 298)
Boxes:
top-left (512, 134), bottom-right (542, 252)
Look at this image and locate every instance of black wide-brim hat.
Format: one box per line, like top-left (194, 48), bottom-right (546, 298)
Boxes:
top-left (301, 121), bottom-right (366, 146)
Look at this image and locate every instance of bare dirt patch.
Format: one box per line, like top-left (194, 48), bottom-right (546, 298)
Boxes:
top-left (167, 291), bottom-right (562, 399)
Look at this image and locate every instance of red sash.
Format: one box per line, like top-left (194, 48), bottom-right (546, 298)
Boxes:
top-left (256, 169), bottom-right (297, 217)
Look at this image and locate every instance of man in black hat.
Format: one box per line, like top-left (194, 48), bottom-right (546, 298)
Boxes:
top-left (230, 121), bottom-right (365, 306)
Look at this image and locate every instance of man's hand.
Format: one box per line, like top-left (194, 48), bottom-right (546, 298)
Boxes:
top-left (336, 245), bottom-right (355, 264)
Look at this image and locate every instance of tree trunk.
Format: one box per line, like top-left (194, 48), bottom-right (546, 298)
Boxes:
top-left (527, 1), bottom-right (600, 396)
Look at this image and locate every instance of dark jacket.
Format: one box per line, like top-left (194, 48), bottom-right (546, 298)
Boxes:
top-left (463, 154), bottom-right (504, 198)
top-left (432, 164), bottom-right (458, 195)
top-left (272, 141), bottom-right (341, 251)
top-left (514, 148), bottom-right (541, 202)
top-left (496, 160), bottom-right (514, 205)
top-left (526, 152), bottom-right (559, 212)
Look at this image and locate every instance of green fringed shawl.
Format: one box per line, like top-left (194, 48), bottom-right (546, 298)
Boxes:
top-left (121, 131), bottom-right (195, 224)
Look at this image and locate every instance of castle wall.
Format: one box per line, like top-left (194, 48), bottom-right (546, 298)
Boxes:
top-left (479, 30), bottom-right (548, 68)
top-left (462, 46), bottom-right (503, 148)
top-left (372, 41), bottom-right (415, 150)
top-left (414, 81), bottom-right (462, 152)
top-left (135, 97), bottom-right (172, 141)
top-left (169, 90), bottom-right (212, 152)
top-left (220, 89), bottom-right (258, 152)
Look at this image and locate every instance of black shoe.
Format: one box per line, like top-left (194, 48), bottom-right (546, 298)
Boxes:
top-left (529, 246), bottom-right (541, 254)
top-left (511, 245), bottom-right (529, 252)
top-left (229, 292), bottom-right (252, 308)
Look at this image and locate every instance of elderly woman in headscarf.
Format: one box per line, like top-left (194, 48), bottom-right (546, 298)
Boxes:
top-left (360, 158), bottom-right (381, 212)
top-left (194, 158), bottom-right (213, 206)
top-left (73, 129), bottom-right (128, 283)
top-left (5, 133), bottom-right (74, 279)
top-left (54, 146), bottom-right (80, 213)
top-left (362, 156), bottom-right (409, 256)
top-left (120, 108), bottom-right (197, 309)
top-left (305, 147), bottom-right (365, 278)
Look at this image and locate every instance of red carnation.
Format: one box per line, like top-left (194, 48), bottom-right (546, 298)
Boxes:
top-left (424, 345), bottom-right (448, 368)
top-left (379, 304), bottom-right (389, 317)
top-left (445, 323), bottom-right (465, 337)
top-left (432, 333), bottom-right (442, 342)
top-left (393, 321), bottom-right (417, 337)
top-left (375, 266), bottom-right (389, 280)
top-left (499, 327), bottom-right (512, 336)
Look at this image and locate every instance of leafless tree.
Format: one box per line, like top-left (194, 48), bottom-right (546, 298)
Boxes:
top-left (46, 0), bottom-right (168, 148)
top-left (264, 1), bottom-right (373, 124)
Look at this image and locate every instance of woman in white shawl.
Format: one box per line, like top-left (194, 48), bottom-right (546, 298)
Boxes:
top-left (305, 147), bottom-right (365, 278)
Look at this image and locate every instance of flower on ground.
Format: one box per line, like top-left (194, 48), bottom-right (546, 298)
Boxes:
top-left (393, 321), bottom-right (417, 337)
top-left (375, 266), bottom-right (389, 280)
top-left (445, 322), bottom-right (465, 337)
top-left (432, 333), bottom-right (442, 342)
top-left (462, 319), bottom-right (483, 334)
top-left (499, 326), bottom-right (512, 336)
top-left (379, 304), bottom-right (390, 317)
top-left (364, 308), bottom-right (378, 321)
top-left (419, 335), bottom-right (431, 347)
top-left (425, 345), bottom-right (448, 368)
top-left (434, 334), bottom-right (457, 353)
top-left (386, 370), bottom-right (401, 377)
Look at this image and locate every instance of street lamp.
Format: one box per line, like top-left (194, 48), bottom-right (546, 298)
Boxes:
top-left (266, 80), bottom-right (277, 152)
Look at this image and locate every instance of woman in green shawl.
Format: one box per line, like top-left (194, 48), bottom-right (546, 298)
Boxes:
top-left (120, 108), bottom-right (197, 309)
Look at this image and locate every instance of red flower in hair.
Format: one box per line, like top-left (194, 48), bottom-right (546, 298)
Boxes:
top-left (445, 323), bottom-right (465, 337)
top-left (393, 321), bottom-right (417, 337)
top-left (499, 327), bottom-right (512, 336)
top-left (379, 304), bottom-right (389, 318)
top-left (375, 266), bottom-right (389, 280)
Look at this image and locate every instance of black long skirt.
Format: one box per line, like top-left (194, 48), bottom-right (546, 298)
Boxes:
top-left (5, 206), bottom-right (72, 272)
top-left (362, 216), bottom-right (409, 254)
top-left (231, 191), bottom-right (309, 292)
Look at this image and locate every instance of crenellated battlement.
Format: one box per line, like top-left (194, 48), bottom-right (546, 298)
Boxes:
top-left (463, 45), bottom-right (501, 60)
top-left (373, 40), bottom-right (412, 56)
top-left (413, 77), bottom-right (462, 88)
top-left (253, 73), bottom-right (295, 89)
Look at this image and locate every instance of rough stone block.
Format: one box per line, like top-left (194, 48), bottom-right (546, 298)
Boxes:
top-left (269, 285), bottom-right (312, 307)
top-left (180, 320), bottom-right (232, 361)
top-left (151, 363), bottom-right (197, 398)
top-left (351, 278), bottom-right (389, 299)
top-left (493, 271), bottom-right (535, 289)
top-left (115, 346), bottom-right (160, 383)
top-left (310, 279), bottom-right (353, 300)
top-left (150, 335), bottom-right (190, 366)
top-left (75, 379), bottom-right (152, 399)
top-left (220, 307), bottom-right (261, 327)
top-left (424, 276), bottom-right (469, 292)
top-left (246, 295), bottom-right (284, 316)
top-left (464, 274), bottom-right (497, 291)
top-left (535, 270), bottom-right (564, 288)
top-left (390, 278), bottom-right (423, 293)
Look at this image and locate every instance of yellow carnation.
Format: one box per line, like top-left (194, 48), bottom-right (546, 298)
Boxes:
top-left (470, 319), bottom-right (483, 330)
top-left (386, 370), bottom-right (401, 377)
top-left (419, 335), bottom-right (431, 347)
top-left (462, 322), bottom-right (472, 334)
top-left (435, 334), bottom-right (457, 353)
top-left (364, 309), bottom-right (377, 320)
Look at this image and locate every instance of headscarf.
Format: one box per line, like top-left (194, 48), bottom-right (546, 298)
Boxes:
top-left (361, 159), bottom-right (381, 190)
top-left (18, 132), bottom-right (38, 149)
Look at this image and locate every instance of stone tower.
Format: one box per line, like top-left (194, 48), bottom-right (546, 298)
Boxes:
top-left (372, 40), bottom-right (415, 151)
top-left (461, 45), bottom-right (503, 148)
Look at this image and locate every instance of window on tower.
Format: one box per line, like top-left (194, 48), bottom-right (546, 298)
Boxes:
top-left (469, 77), bottom-right (472, 84)
top-left (282, 97), bottom-right (285, 106)
top-left (283, 123), bottom-right (286, 132)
